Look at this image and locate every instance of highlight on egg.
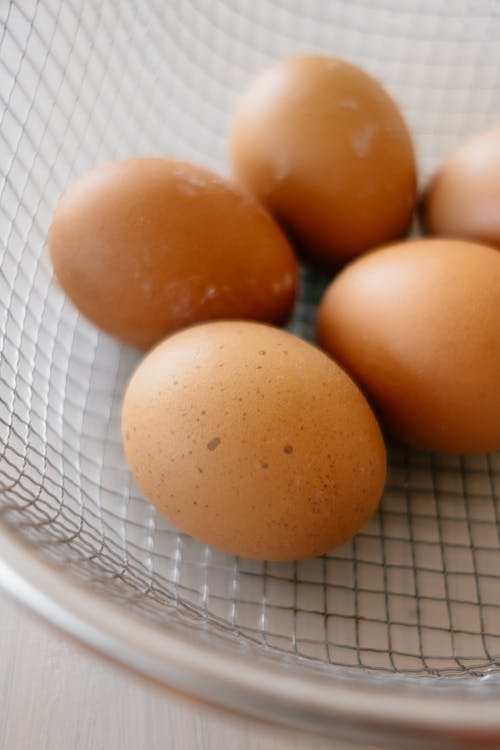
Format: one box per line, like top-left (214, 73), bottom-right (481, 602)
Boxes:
top-left (121, 321), bottom-right (387, 561)
top-left (49, 157), bottom-right (298, 349)
top-left (229, 54), bottom-right (417, 269)
top-left (317, 238), bottom-right (500, 454)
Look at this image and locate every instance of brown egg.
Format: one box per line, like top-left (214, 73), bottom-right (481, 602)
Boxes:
top-left (122, 321), bottom-right (386, 561)
top-left (317, 238), bottom-right (500, 454)
top-left (49, 158), bottom-right (298, 349)
top-left (424, 127), bottom-right (500, 248)
top-left (229, 55), bottom-right (417, 268)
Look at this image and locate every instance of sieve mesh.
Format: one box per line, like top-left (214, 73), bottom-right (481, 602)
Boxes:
top-left (1, 0), bottom-right (500, 687)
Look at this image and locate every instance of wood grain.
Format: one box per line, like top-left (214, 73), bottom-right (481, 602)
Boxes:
top-left (0, 594), bottom-right (340, 750)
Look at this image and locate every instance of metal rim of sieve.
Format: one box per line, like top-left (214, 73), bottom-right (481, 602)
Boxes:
top-left (1, 524), bottom-right (499, 750)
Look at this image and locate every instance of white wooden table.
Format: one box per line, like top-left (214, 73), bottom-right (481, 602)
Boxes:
top-left (0, 593), bottom-right (343, 750)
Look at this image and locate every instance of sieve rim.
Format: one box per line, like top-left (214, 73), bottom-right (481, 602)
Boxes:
top-left (1, 522), bottom-right (499, 749)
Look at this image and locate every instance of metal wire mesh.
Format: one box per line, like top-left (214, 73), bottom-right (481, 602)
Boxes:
top-left (1, 0), bottom-right (500, 686)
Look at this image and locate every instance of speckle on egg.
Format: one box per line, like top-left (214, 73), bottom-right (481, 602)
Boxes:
top-left (351, 123), bottom-right (377, 158)
top-left (340, 98), bottom-right (359, 110)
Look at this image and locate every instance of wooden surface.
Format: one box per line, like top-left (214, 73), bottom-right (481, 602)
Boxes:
top-left (0, 593), bottom-right (343, 750)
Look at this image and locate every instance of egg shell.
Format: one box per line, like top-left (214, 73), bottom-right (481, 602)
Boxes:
top-left (121, 321), bottom-right (386, 561)
top-left (424, 127), bottom-right (500, 248)
top-left (230, 55), bottom-right (417, 268)
top-left (317, 238), bottom-right (500, 454)
top-left (49, 158), bottom-right (298, 349)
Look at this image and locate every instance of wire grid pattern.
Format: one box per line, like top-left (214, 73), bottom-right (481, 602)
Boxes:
top-left (1, 0), bottom-right (500, 685)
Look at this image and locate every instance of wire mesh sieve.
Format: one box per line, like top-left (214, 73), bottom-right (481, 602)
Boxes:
top-left (1, 1), bottom-right (500, 746)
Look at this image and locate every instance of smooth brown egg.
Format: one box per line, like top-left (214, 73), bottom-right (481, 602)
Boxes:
top-left (229, 55), bottom-right (417, 268)
top-left (49, 158), bottom-right (298, 349)
top-left (424, 127), bottom-right (500, 248)
top-left (122, 321), bottom-right (386, 561)
top-left (317, 238), bottom-right (500, 454)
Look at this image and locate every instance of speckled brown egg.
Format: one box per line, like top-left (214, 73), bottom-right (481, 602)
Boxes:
top-left (121, 321), bottom-right (386, 561)
top-left (424, 127), bottom-right (500, 248)
top-left (229, 55), bottom-right (417, 268)
top-left (317, 238), bottom-right (500, 454)
top-left (49, 158), bottom-right (298, 349)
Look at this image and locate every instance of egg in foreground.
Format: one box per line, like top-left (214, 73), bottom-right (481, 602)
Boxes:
top-left (122, 321), bottom-right (386, 560)
top-left (317, 238), bottom-right (500, 454)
